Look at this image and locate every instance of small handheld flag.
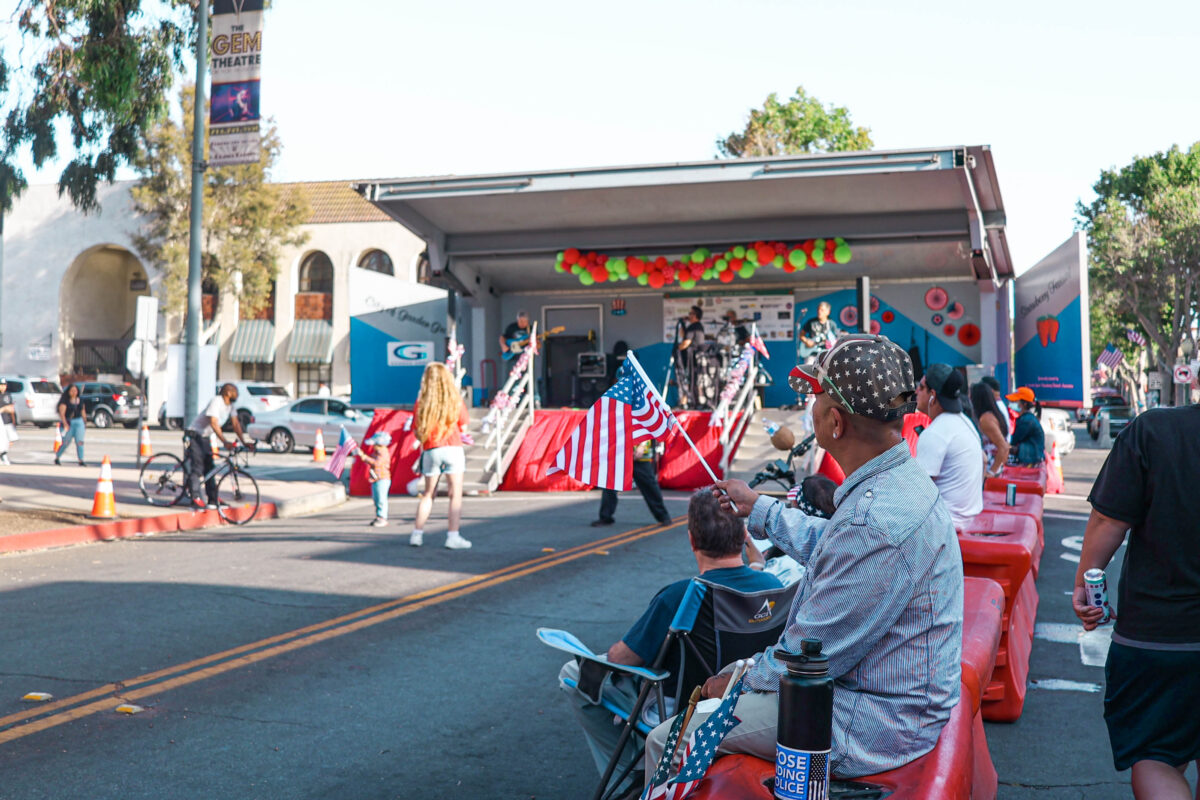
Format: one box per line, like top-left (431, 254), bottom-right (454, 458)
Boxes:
top-left (324, 425), bottom-right (358, 478)
top-left (750, 323), bottom-right (769, 359)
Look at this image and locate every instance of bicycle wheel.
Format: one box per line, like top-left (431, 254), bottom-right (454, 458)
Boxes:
top-left (139, 453), bottom-right (186, 506)
top-left (215, 469), bottom-right (261, 525)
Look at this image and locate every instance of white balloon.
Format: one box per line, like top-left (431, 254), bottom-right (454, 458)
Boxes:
top-left (406, 478), bottom-right (423, 496)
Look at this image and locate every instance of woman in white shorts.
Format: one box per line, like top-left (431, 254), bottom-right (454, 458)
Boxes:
top-left (411, 363), bottom-right (471, 549)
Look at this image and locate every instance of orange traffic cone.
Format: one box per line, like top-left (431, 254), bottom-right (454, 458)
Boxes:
top-left (312, 428), bottom-right (326, 462)
top-left (53, 424), bottom-right (63, 454)
top-left (89, 456), bottom-right (117, 519)
top-left (139, 424), bottom-right (153, 458)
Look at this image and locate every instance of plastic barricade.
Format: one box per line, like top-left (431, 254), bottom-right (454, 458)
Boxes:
top-left (983, 462), bottom-right (1047, 497)
top-left (958, 514), bottom-right (1041, 620)
top-left (959, 577), bottom-right (1004, 714)
top-left (982, 572), bottom-right (1037, 723)
top-left (981, 490), bottom-right (1044, 548)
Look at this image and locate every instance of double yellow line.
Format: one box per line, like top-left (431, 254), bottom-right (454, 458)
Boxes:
top-left (0, 516), bottom-right (684, 744)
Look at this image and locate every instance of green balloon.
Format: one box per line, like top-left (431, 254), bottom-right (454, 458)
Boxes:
top-left (796, 262), bottom-right (807, 271)
top-left (571, 263), bottom-right (583, 275)
top-left (733, 245), bottom-right (746, 259)
top-left (814, 238), bottom-right (826, 252)
top-left (680, 279), bottom-right (695, 290)
top-left (702, 269), bottom-right (714, 280)
top-left (580, 272), bottom-right (595, 285)
top-left (715, 258), bottom-right (728, 271)
top-left (738, 264), bottom-right (755, 278)
top-left (691, 248), bottom-right (709, 264)
top-left (834, 237), bottom-right (846, 247)
top-left (788, 249), bottom-right (806, 267)
top-left (746, 248), bottom-right (759, 264)
top-left (637, 273), bottom-right (650, 286)
top-left (611, 257), bottom-right (626, 272)
top-left (835, 245), bottom-right (852, 264)
top-left (772, 255), bottom-right (784, 268)
top-left (556, 251), bottom-right (564, 262)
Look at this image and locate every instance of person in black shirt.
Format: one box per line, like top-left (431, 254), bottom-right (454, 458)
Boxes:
top-left (0, 378), bottom-right (14, 465)
top-left (500, 310), bottom-right (531, 357)
top-left (675, 306), bottom-right (708, 408)
top-left (1074, 395), bottom-right (1200, 799)
top-left (798, 302), bottom-right (841, 361)
top-left (56, 383), bottom-right (87, 466)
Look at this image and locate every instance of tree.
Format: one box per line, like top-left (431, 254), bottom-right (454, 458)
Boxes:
top-left (131, 85), bottom-right (309, 318)
top-left (1077, 144), bottom-right (1200, 404)
top-left (1, 0), bottom-right (192, 214)
top-left (716, 86), bottom-right (873, 158)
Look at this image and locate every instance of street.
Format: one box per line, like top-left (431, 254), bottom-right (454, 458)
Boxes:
top-left (0, 428), bottom-right (1139, 798)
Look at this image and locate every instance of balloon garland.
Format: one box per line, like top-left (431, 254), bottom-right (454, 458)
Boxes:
top-left (553, 238), bottom-right (852, 289)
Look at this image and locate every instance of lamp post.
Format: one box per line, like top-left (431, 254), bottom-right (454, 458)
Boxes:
top-left (184, 0), bottom-right (210, 426)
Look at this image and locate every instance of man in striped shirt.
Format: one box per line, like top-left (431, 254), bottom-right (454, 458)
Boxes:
top-left (644, 334), bottom-right (963, 780)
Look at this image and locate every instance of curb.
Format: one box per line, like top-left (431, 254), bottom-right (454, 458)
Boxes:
top-left (0, 484), bottom-right (346, 556)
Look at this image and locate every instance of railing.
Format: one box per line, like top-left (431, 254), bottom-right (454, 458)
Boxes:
top-left (479, 324), bottom-right (538, 490)
top-left (71, 339), bottom-right (130, 375)
top-left (713, 348), bottom-right (760, 475)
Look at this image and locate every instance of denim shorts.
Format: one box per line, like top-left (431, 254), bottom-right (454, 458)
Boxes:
top-left (420, 446), bottom-right (465, 476)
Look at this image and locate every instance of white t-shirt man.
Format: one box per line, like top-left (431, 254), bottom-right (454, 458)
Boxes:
top-left (915, 411), bottom-right (984, 528)
top-left (190, 394), bottom-right (231, 436)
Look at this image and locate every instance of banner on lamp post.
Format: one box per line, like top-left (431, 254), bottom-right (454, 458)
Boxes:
top-left (209, 0), bottom-right (264, 167)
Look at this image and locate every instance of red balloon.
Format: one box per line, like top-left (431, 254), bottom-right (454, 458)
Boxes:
top-left (825, 240), bottom-right (837, 258)
top-left (773, 242), bottom-right (786, 254)
top-left (662, 267), bottom-right (674, 281)
top-left (800, 240), bottom-right (815, 254)
top-left (648, 273), bottom-right (665, 289)
top-left (807, 255), bottom-right (818, 268)
top-left (756, 245), bottom-right (774, 265)
top-left (598, 254), bottom-right (609, 264)
top-left (730, 257), bottom-right (744, 271)
top-left (563, 248), bottom-right (581, 265)
top-left (628, 259), bottom-right (644, 277)
top-left (783, 263), bottom-right (796, 273)
top-left (592, 266), bottom-right (608, 282)
top-left (655, 256), bottom-right (669, 270)
top-left (719, 269), bottom-right (735, 283)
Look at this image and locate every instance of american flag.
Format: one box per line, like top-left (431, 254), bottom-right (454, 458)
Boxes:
top-left (750, 325), bottom-right (770, 359)
top-left (641, 697), bottom-right (696, 800)
top-left (1126, 329), bottom-right (1146, 347)
top-left (659, 675), bottom-right (748, 799)
top-left (1097, 344), bottom-right (1125, 370)
top-left (324, 426), bottom-right (358, 478)
top-left (548, 356), bottom-right (672, 491)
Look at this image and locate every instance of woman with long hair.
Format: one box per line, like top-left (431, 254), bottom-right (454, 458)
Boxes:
top-left (411, 363), bottom-right (471, 549)
top-left (970, 381), bottom-right (1010, 477)
top-left (1005, 386), bottom-right (1045, 466)
top-left (56, 383), bottom-right (87, 466)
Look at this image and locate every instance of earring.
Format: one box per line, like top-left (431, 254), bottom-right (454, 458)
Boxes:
top-left (832, 431), bottom-right (839, 439)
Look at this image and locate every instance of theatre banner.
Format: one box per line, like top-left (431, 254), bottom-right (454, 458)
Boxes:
top-left (209, 0), bottom-right (264, 167)
top-left (1014, 232), bottom-right (1091, 407)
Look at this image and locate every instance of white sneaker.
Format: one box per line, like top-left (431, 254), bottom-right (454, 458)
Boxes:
top-left (409, 531), bottom-right (423, 547)
top-left (444, 534), bottom-right (472, 550)
top-left (370, 518), bottom-right (388, 528)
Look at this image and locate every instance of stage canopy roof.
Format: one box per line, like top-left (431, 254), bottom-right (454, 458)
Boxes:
top-left (355, 146), bottom-right (1011, 295)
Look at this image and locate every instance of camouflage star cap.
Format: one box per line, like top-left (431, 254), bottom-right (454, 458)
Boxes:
top-left (788, 334), bottom-right (917, 422)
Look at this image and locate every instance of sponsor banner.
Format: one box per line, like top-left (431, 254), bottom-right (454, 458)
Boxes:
top-left (1014, 233), bottom-right (1091, 406)
top-left (663, 292), bottom-right (794, 342)
top-left (209, 0), bottom-right (264, 167)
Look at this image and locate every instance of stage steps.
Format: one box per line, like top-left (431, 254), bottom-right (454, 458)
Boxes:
top-left (463, 407), bottom-right (499, 495)
top-left (725, 407), bottom-right (813, 488)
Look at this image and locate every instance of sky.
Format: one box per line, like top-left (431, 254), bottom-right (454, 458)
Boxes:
top-left (6, 0), bottom-right (1200, 273)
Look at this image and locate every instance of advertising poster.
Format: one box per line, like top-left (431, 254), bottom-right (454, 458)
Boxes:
top-left (1014, 233), bottom-right (1091, 407)
top-left (209, 0), bottom-right (264, 167)
top-left (662, 292), bottom-right (793, 343)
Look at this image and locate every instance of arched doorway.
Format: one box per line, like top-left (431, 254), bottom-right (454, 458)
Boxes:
top-left (59, 244), bottom-right (150, 379)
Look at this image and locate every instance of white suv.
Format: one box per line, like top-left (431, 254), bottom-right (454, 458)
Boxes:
top-left (0, 375), bottom-right (62, 427)
top-left (226, 381), bottom-right (291, 430)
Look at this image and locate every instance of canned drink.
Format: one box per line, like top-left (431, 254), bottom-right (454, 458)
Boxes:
top-left (1005, 483), bottom-right (1017, 506)
top-left (1084, 568), bottom-right (1111, 624)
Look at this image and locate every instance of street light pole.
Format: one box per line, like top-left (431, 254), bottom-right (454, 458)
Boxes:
top-left (184, 0), bottom-right (210, 427)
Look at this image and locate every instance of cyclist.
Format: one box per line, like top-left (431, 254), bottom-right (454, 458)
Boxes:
top-left (185, 383), bottom-right (253, 509)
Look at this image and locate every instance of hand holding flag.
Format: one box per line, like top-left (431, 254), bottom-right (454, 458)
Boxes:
top-left (324, 425), bottom-right (358, 479)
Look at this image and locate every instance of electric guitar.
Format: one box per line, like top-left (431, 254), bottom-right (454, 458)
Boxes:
top-left (503, 326), bottom-right (565, 360)
top-left (795, 313), bottom-right (839, 360)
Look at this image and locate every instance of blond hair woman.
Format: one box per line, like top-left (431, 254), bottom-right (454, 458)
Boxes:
top-left (411, 363), bottom-right (471, 549)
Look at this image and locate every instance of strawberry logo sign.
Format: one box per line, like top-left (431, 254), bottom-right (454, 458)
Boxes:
top-left (1037, 315), bottom-right (1060, 347)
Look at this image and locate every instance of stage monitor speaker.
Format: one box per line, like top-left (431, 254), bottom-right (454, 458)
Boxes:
top-left (577, 352), bottom-right (607, 378)
top-left (577, 377), bottom-right (605, 407)
top-left (543, 335), bottom-right (593, 407)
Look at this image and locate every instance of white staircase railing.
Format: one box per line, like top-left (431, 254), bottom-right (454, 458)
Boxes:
top-left (713, 346), bottom-right (760, 475)
top-left (479, 324), bottom-right (538, 490)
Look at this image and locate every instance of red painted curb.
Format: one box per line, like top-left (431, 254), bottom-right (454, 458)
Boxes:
top-left (0, 502), bottom-right (279, 556)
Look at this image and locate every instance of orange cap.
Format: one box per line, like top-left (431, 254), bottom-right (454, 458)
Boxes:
top-left (1005, 386), bottom-right (1036, 403)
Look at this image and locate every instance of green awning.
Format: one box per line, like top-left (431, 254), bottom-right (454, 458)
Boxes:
top-left (228, 320), bottom-right (276, 363)
top-left (288, 319), bottom-right (334, 364)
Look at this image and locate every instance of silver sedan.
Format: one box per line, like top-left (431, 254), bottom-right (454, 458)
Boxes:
top-left (245, 396), bottom-right (372, 454)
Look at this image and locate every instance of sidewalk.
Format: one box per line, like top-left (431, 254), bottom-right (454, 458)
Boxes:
top-left (0, 451), bottom-right (348, 554)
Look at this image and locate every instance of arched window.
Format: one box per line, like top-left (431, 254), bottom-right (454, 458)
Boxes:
top-left (298, 252), bottom-right (333, 293)
top-left (357, 249), bottom-right (394, 276)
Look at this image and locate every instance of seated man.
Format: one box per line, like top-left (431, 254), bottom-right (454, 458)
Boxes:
top-left (915, 363), bottom-right (984, 529)
top-left (559, 489), bottom-right (782, 793)
top-left (646, 334), bottom-right (964, 782)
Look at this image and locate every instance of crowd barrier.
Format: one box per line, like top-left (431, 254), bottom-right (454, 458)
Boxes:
top-left (983, 462), bottom-right (1048, 497)
top-left (981, 489), bottom-right (1045, 548)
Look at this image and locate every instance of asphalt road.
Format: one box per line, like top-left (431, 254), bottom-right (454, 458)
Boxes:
top-left (0, 427), bottom-right (1149, 799)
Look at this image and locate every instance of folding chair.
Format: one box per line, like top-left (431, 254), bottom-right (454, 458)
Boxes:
top-left (539, 578), bottom-right (799, 800)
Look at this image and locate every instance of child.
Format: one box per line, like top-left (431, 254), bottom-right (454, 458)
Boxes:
top-left (359, 432), bottom-right (393, 527)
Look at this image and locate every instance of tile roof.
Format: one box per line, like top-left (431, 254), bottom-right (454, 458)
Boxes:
top-left (275, 180), bottom-right (393, 225)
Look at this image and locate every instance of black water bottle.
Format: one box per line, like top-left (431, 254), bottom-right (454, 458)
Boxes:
top-left (774, 638), bottom-right (833, 800)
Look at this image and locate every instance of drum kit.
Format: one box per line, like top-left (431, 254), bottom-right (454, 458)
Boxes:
top-left (674, 317), bottom-right (749, 410)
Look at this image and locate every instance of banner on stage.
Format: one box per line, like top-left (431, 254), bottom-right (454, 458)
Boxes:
top-left (663, 292), bottom-right (793, 343)
top-left (209, 0), bottom-right (265, 167)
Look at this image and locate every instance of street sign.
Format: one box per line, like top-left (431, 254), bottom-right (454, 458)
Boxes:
top-left (134, 296), bottom-right (159, 343)
top-left (1147, 371), bottom-right (1164, 391)
top-left (1173, 364), bottom-right (1195, 385)
top-left (26, 345), bottom-right (51, 362)
top-left (126, 340), bottom-right (158, 378)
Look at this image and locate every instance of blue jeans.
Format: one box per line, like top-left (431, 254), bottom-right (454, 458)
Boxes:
top-left (58, 418), bottom-right (86, 461)
top-left (371, 479), bottom-right (391, 520)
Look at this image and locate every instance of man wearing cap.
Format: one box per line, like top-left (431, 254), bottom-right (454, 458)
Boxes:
top-left (915, 363), bottom-right (984, 529)
top-left (644, 334), bottom-right (963, 781)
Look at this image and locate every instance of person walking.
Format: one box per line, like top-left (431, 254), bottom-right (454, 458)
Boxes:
top-left (1005, 386), bottom-right (1045, 466)
top-left (1073, 396), bottom-right (1200, 799)
top-left (410, 363), bottom-right (471, 549)
top-left (55, 383), bottom-right (87, 467)
top-left (358, 432), bottom-right (393, 527)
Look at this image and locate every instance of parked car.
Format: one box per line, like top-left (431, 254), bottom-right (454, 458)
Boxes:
top-left (1091, 405), bottom-right (1136, 440)
top-left (77, 381), bottom-right (147, 428)
top-left (1040, 407), bottom-right (1076, 456)
top-left (0, 375), bottom-right (61, 427)
top-left (245, 396), bottom-right (372, 454)
top-left (1086, 388), bottom-right (1127, 429)
top-left (224, 381), bottom-right (291, 430)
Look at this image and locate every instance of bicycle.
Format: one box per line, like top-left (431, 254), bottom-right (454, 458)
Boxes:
top-left (748, 432), bottom-right (817, 493)
top-left (138, 436), bottom-right (261, 525)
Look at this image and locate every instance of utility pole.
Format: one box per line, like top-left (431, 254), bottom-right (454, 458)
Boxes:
top-left (184, 0), bottom-right (210, 425)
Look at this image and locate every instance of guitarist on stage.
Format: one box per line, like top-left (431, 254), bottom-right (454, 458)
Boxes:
top-left (798, 301), bottom-right (842, 363)
top-left (500, 310), bottom-right (532, 373)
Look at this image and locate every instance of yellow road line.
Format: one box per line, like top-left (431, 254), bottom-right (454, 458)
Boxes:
top-left (0, 517), bottom-right (684, 744)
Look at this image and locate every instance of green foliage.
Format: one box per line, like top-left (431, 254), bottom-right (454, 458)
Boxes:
top-left (130, 86), bottom-right (309, 318)
top-left (1077, 143), bottom-right (1200, 390)
top-left (716, 86), bottom-right (873, 158)
top-left (1, 0), bottom-right (192, 214)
